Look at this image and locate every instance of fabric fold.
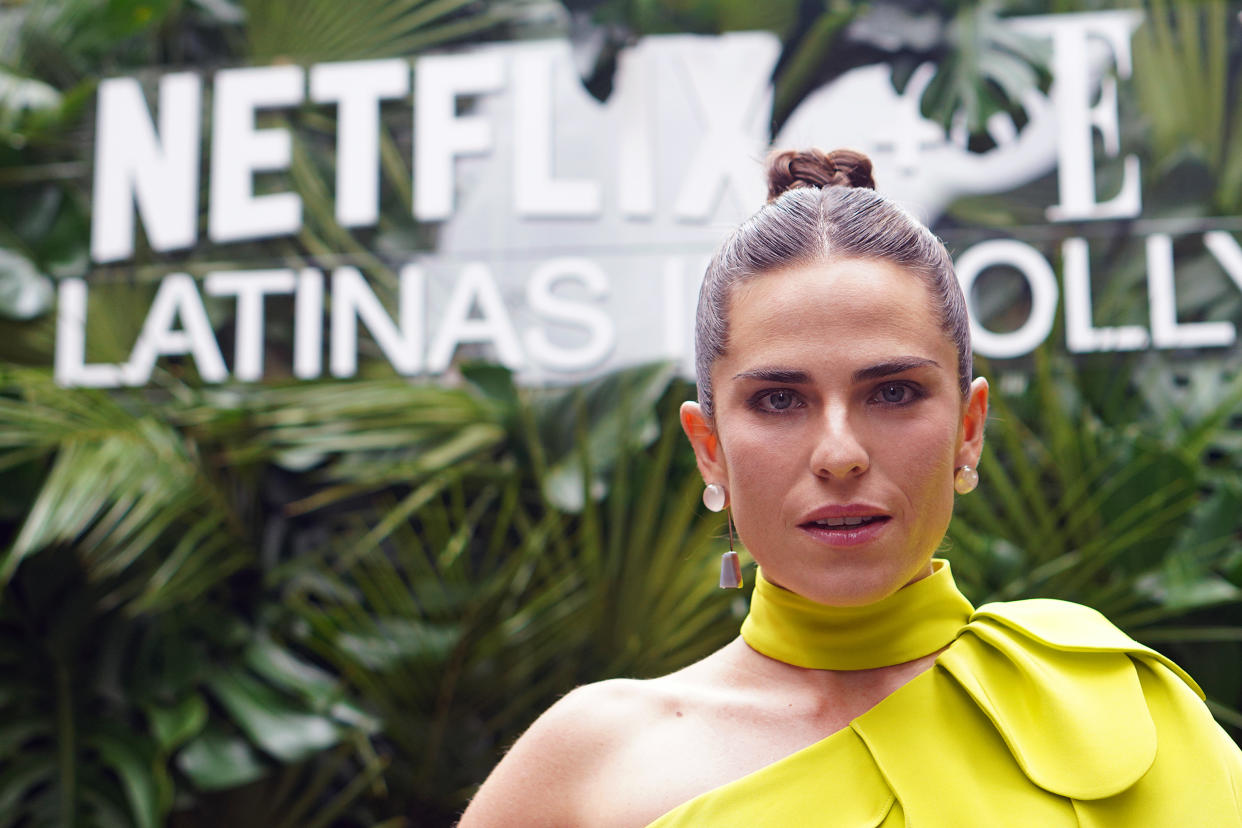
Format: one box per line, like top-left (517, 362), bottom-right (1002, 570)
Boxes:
top-left (971, 598), bottom-right (1204, 696)
top-left (644, 568), bottom-right (1242, 827)
top-left (939, 613), bottom-right (1156, 799)
top-left (741, 559), bottom-right (973, 670)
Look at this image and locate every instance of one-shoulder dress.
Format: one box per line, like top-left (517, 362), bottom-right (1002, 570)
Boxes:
top-left (646, 560), bottom-right (1242, 827)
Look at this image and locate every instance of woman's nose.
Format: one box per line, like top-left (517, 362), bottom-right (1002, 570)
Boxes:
top-left (809, 406), bottom-right (870, 479)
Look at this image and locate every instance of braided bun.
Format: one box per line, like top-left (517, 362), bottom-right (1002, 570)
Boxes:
top-left (766, 148), bottom-right (876, 201)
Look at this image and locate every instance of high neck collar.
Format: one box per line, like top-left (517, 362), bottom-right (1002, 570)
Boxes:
top-left (739, 559), bottom-right (974, 671)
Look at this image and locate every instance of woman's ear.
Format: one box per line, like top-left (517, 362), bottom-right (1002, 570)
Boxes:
top-left (956, 377), bottom-right (989, 469)
top-left (680, 401), bottom-right (727, 487)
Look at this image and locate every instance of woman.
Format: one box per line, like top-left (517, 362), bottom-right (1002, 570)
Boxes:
top-left (460, 149), bottom-right (1242, 827)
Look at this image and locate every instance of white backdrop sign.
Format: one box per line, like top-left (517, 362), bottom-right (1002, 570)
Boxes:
top-left (56, 11), bottom-right (1242, 387)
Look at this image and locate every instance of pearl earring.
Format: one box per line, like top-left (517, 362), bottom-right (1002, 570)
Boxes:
top-left (954, 465), bottom-right (979, 494)
top-left (703, 483), bottom-right (726, 512)
top-left (703, 484), bottom-right (742, 589)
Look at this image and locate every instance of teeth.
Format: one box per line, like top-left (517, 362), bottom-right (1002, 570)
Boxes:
top-left (814, 516), bottom-right (875, 527)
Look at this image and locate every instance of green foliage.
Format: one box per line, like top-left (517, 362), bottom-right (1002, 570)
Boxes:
top-left (9, 0), bottom-right (184, 86)
top-left (0, 60), bottom-right (92, 329)
top-left (950, 352), bottom-right (1241, 611)
top-left (566, 0), bottom-right (1050, 140)
top-left (915, 2), bottom-right (1051, 137)
top-left (242, 0), bottom-right (513, 64)
top-left (567, 0), bottom-right (801, 35)
top-left (272, 366), bottom-right (745, 821)
top-left (1132, 0), bottom-right (1242, 211)
top-left (948, 350), bottom-right (1242, 723)
top-left (5, 352), bottom-right (1241, 825)
top-left (0, 359), bottom-right (747, 824)
top-left (0, 540), bottom-right (383, 827)
top-left (0, 368), bottom-right (515, 825)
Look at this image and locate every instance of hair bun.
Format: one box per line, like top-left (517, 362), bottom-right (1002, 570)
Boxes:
top-left (766, 148), bottom-right (876, 201)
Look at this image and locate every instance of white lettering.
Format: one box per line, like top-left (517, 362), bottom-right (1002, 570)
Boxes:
top-left (204, 270), bottom-right (297, 381)
top-left (1062, 237), bottom-right (1148, 352)
top-left (91, 74), bottom-right (201, 262)
top-left (330, 266), bottom-right (423, 378)
top-left (54, 279), bottom-right (126, 387)
top-left (615, 46), bottom-right (655, 218)
top-left (125, 274), bottom-right (227, 385)
top-left (1019, 12), bottom-right (1143, 221)
top-left (427, 263), bottom-right (522, 371)
top-left (954, 240), bottom-right (1059, 359)
top-left (310, 59), bottom-right (410, 228)
top-left (1146, 234), bottom-right (1235, 348)
top-left (209, 65), bottom-right (304, 243)
top-left (673, 42), bottom-right (770, 220)
top-left (294, 269), bottom-right (324, 379)
top-left (413, 52), bottom-right (504, 221)
top-left (512, 46), bottom-right (600, 217)
top-left (524, 258), bottom-right (614, 370)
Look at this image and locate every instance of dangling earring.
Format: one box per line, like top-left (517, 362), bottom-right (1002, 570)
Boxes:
top-left (719, 512), bottom-right (742, 589)
top-left (954, 465), bottom-right (979, 494)
top-left (703, 484), bottom-right (742, 589)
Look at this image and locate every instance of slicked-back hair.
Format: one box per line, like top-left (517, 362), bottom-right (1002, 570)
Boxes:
top-left (694, 150), bottom-right (971, 417)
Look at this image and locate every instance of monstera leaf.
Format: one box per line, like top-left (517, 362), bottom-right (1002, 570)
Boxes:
top-left (564, 0), bottom-right (1050, 143)
top-left (0, 542), bottom-right (375, 828)
top-left (915, 2), bottom-right (1050, 138)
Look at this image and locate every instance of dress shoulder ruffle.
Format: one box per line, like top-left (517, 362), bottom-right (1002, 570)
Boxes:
top-left (938, 598), bottom-right (1202, 799)
top-left (647, 598), bottom-right (1242, 827)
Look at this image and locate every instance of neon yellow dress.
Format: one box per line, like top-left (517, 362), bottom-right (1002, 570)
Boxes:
top-left (646, 560), bottom-right (1242, 827)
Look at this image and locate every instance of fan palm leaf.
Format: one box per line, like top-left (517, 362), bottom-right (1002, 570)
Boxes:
top-left (242, 0), bottom-right (511, 63)
top-left (276, 367), bottom-right (745, 819)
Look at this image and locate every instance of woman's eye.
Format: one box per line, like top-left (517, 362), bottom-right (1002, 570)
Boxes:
top-left (756, 390), bottom-right (799, 412)
top-left (874, 383), bottom-right (915, 404)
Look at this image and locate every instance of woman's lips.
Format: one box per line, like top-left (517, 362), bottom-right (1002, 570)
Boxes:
top-left (798, 515), bottom-right (891, 547)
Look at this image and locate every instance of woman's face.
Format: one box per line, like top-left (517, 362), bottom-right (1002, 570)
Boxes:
top-left (681, 257), bottom-right (988, 606)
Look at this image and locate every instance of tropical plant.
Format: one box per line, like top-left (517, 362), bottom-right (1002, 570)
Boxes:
top-left (0, 365), bottom-right (515, 825)
top-left (947, 349), bottom-right (1242, 729)
top-left (562, 0), bottom-right (1053, 140)
top-left (0, 358), bottom-right (748, 825)
top-left (1132, 0), bottom-right (1242, 214)
top-left (241, 0), bottom-right (516, 63)
top-left (256, 363), bottom-right (744, 822)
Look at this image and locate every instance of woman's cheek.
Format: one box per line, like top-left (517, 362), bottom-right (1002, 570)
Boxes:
top-left (722, 431), bottom-right (795, 531)
top-left (726, 442), bottom-right (788, 503)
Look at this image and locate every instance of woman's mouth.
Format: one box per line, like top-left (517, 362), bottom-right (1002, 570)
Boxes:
top-left (798, 515), bottom-right (890, 546)
top-left (809, 516), bottom-right (884, 527)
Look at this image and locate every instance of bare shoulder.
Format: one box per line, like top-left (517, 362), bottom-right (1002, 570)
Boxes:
top-left (457, 676), bottom-right (679, 828)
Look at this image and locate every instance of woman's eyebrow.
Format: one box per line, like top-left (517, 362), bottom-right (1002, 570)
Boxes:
top-left (732, 358), bottom-right (939, 384)
top-left (853, 357), bottom-right (939, 382)
top-left (732, 368), bottom-right (810, 383)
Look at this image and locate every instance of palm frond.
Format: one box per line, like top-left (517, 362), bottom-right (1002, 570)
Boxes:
top-left (242, 0), bottom-right (510, 63)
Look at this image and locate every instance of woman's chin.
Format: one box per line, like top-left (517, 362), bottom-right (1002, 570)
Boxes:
top-left (764, 552), bottom-right (932, 607)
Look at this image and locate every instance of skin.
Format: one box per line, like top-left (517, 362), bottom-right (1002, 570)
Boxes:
top-left (458, 256), bottom-right (989, 828)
